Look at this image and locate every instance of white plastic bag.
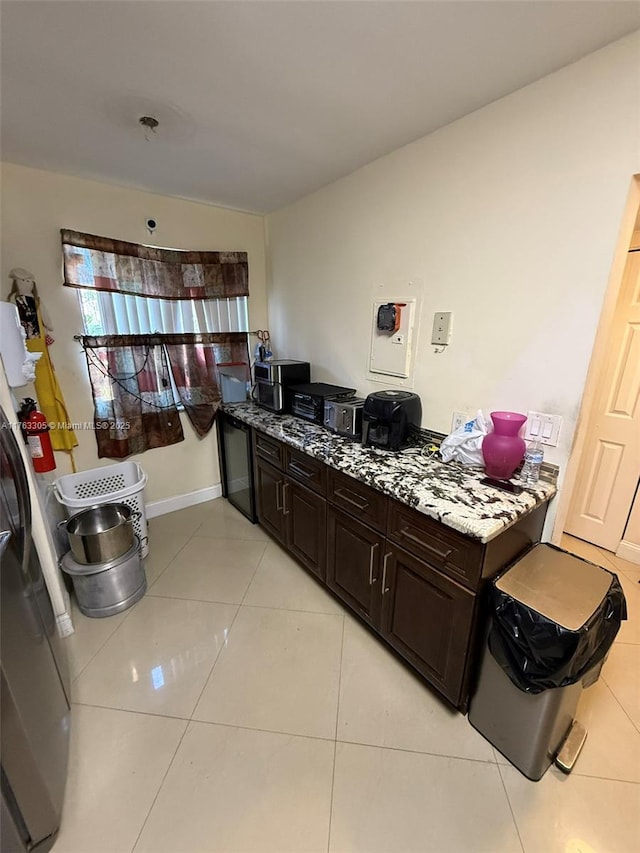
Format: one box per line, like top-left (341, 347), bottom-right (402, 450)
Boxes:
top-left (439, 410), bottom-right (488, 466)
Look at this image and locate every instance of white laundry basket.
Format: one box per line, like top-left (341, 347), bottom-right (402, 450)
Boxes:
top-left (54, 461), bottom-right (149, 557)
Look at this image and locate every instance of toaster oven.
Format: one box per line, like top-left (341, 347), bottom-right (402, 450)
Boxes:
top-left (289, 382), bottom-right (356, 425)
top-left (323, 398), bottom-right (365, 438)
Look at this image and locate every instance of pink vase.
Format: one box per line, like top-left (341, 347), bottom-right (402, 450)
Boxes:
top-left (482, 411), bottom-right (527, 480)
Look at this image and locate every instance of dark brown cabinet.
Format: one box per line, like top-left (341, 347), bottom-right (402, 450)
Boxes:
top-left (250, 426), bottom-right (546, 711)
top-left (379, 545), bottom-right (475, 706)
top-left (285, 478), bottom-right (327, 580)
top-left (327, 506), bottom-right (384, 627)
top-left (255, 457), bottom-right (286, 544)
top-left (255, 454), bottom-right (327, 580)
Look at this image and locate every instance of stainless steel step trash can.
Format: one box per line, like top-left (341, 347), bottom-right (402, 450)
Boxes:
top-left (468, 543), bottom-right (626, 781)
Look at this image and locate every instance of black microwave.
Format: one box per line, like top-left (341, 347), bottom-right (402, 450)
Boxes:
top-left (253, 360), bottom-right (310, 412)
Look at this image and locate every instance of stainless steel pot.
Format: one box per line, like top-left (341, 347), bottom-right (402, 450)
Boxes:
top-left (60, 537), bottom-right (146, 618)
top-left (60, 503), bottom-right (139, 565)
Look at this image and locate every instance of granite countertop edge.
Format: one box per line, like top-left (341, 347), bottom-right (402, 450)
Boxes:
top-left (222, 403), bottom-right (557, 544)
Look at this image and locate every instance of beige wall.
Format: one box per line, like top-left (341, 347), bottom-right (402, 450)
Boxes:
top-left (266, 33), bottom-right (640, 535)
top-left (0, 163), bottom-right (268, 503)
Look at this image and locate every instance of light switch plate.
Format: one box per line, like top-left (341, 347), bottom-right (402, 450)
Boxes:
top-left (524, 411), bottom-right (562, 446)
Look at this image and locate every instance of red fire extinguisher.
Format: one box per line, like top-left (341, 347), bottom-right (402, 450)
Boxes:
top-left (18, 398), bottom-right (56, 473)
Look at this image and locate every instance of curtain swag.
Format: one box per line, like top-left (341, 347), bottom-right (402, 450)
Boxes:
top-left (82, 333), bottom-right (249, 455)
top-left (62, 229), bottom-right (249, 300)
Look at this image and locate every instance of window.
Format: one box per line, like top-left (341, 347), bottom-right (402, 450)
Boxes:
top-left (77, 291), bottom-right (250, 410)
top-left (77, 289), bottom-right (249, 336)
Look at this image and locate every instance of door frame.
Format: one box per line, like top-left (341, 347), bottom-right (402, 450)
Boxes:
top-left (552, 174), bottom-right (640, 544)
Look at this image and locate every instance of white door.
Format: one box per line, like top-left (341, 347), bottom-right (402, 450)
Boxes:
top-left (564, 249), bottom-right (640, 550)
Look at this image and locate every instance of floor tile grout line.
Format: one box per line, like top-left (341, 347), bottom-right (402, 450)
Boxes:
top-left (336, 738), bottom-right (500, 766)
top-left (144, 590), bottom-right (347, 618)
top-left (145, 531), bottom-right (197, 591)
top-left (71, 701), bottom-right (511, 762)
top-left (71, 699), bottom-right (192, 723)
top-left (186, 601), bottom-right (244, 723)
top-left (333, 615), bottom-right (346, 740)
top-left (72, 699), bottom-right (640, 781)
top-left (326, 739), bottom-right (338, 853)
top-left (188, 716), bottom-right (338, 744)
top-left (496, 762), bottom-right (526, 853)
top-left (327, 616), bottom-right (345, 853)
top-left (494, 752), bottom-right (640, 787)
top-left (69, 596), bottom-right (141, 684)
top-left (237, 541), bottom-right (270, 608)
top-left (600, 673), bottom-right (640, 735)
top-left (130, 718), bottom-right (192, 853)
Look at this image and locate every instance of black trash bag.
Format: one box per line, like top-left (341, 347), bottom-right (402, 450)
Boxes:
top-left (488, 569), bottom-right (627, 694)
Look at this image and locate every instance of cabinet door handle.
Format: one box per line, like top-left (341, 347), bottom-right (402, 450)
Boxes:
top-left (283, 482), bottom-right (290, 515)
top-left (334, 488), bottom-right (369, 511)
top-left (399, 526), bottom-right (453, 563)
top-left (381, 552), bottom-right (391, 595)
top-left (289, 461), bottom-right (314, 480)
top-left (369, 543), bottom-right (379, 585)
top-left (275, 480), bottom-right (283, 511)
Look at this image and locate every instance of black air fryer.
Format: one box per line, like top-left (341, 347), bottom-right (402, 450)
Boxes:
top-left (362, 391), bottom-right (422, 451)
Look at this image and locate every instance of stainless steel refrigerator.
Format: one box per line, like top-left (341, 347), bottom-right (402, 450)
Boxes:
top-left (1, 405), bottom-right (71, 852)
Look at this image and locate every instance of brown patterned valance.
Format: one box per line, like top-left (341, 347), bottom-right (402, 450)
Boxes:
top-left (62, 230), bottom-right (249, 300)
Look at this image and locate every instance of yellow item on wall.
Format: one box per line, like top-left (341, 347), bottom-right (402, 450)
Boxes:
top-left (8, 269), bottom-right (78, 457)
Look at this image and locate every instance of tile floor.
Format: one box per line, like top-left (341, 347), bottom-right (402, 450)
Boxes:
top-left (54, 501), bottom-right (640, 852)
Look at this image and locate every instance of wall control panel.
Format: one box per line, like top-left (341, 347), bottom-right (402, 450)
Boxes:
top-left (370, 299), bottom-right (416, 378)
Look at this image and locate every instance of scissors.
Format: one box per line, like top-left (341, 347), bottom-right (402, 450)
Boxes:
top-left (256, 329), bottom-right (271, 345)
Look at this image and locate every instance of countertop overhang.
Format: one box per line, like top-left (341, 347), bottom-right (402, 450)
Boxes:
top-left (222, 403), bottom-right (557, 544)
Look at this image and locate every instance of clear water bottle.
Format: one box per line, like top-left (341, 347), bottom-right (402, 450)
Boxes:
top-left (521, 440), bottom-right (544, 485)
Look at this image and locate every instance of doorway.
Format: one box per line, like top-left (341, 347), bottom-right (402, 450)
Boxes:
top-left (554, 176), bottom-right (640, 566)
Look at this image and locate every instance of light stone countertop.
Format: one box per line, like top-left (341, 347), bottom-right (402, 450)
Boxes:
top-left (223, 403), bottom-right (557, 544)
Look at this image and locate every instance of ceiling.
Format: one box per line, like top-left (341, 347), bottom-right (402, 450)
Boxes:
top-left (2, 1), bottom-right (639, 214)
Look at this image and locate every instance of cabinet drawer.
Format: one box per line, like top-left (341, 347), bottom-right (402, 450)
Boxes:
top-left (328, 469), bottom-right (388, 534)
top-left (254, 431), bottom-right (284, 468)
top-left (387, 501), bottom-right (484, 591)
top-left (284, 447), bottom-right (327, 496)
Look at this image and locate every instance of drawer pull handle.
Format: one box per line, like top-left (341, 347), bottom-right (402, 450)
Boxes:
top-left (275, 480), bottom-right (283, 512)
top-left (283, 482), bottom-right (290, 515)
top-left (369, 543), bottom-right (379, 585)
top-left (335, 487), bottom-right (369, 511)
top-left (289, 461), bottom-right (313, 480)
top-left (381, 552), bottom-right (391, 595)
top-left (258, 442), bottom-right (279, 460)
top-left (400, 527), bottom-right (453, 562)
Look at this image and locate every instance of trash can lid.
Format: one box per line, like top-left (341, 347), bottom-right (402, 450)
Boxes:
top-left (495, 544), bottom-right (613, 630)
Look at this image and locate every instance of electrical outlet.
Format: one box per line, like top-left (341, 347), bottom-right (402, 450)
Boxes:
top-left (452, 411), bottom-right (470, 432)
top-left (432, 311), bottom-right (453, 345)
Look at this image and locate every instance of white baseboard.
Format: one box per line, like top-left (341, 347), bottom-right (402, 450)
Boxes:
top-left (56, 610), bottom-right (75, 638)
top-left (146, 485), bottom-right (223, 519)
top-left (616, 540), bottom-right (640, 566)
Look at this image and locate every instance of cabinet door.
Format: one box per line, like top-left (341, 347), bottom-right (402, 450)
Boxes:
top-left (284, 478), bottom-right (327, 580)
top-left (327, 507), bottom-right (383, 627)
top-left (255, 457), bottom-right (285, 543)
top-left (380, 546), bottom-right (475, 707)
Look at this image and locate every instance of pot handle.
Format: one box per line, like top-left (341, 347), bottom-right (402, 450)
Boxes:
top-left (131, 510), bottom-right (142, 521)
top-left (57, 519), bottom-right (68, 530)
